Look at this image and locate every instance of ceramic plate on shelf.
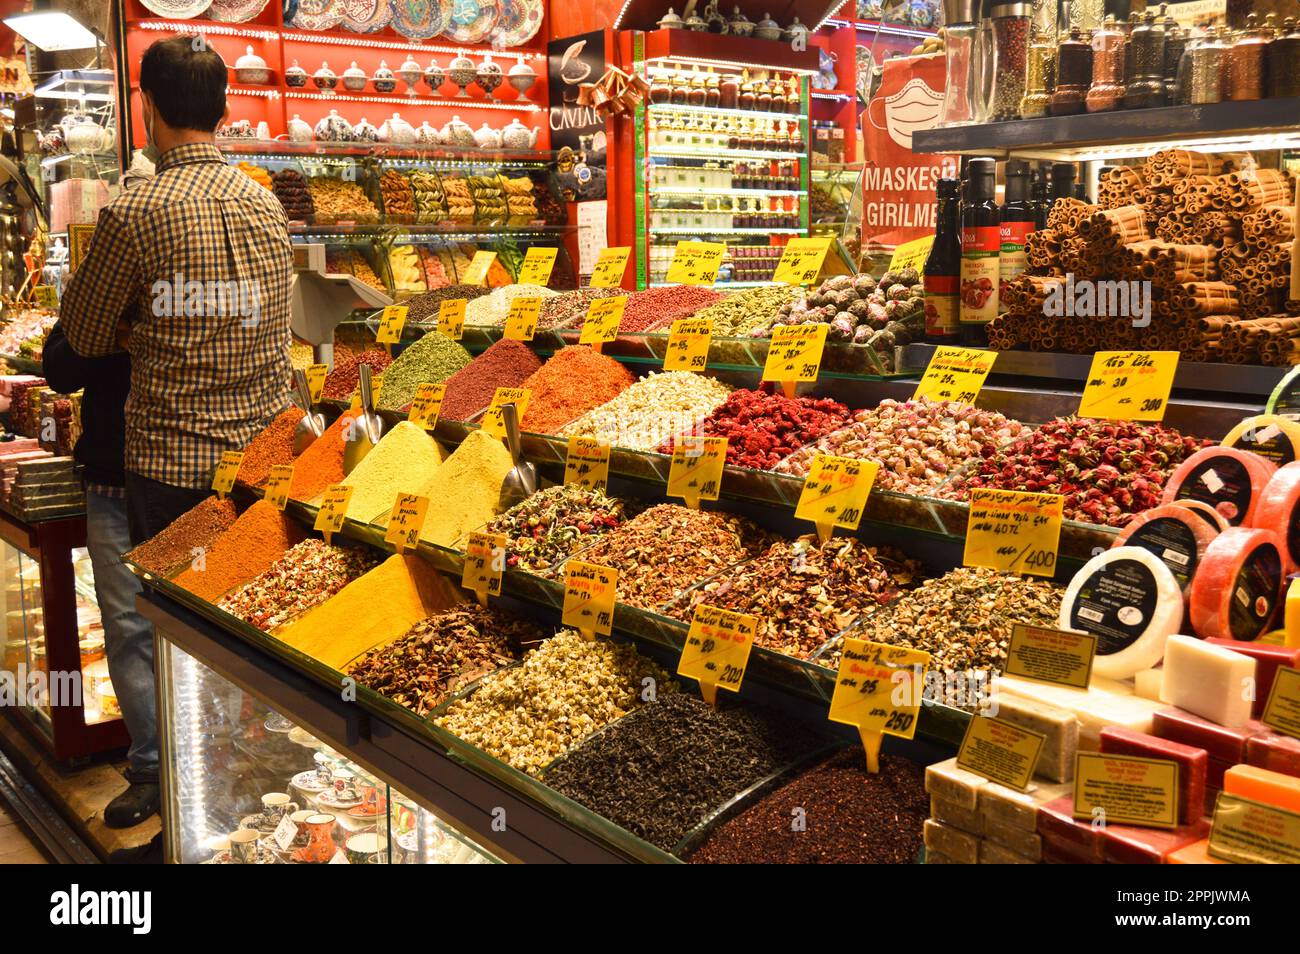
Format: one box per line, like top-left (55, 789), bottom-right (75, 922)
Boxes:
top-left (291, 0), bottom-right (343, 29)
top-left (140, 0), bottom-right (214, 17)
top-left (442, 0), bottom-right (499, 44)
top-left (391, 0), bottom-right (451, 39)
top-left (341, 0), bottom-right (392, 31)
top-left (207, 0), bottom-right (270, 21)
top-left (290, 770), bottom-right (330, 793)
top-left (488, 0), bottom-right (541, 47)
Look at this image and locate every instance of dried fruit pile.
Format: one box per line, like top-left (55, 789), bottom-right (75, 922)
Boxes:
top-left (754, 269), bottom-right (926, 352)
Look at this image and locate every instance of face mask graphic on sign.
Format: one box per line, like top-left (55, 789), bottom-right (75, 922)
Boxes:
top-left (869, 77), bottom-right (944, 150)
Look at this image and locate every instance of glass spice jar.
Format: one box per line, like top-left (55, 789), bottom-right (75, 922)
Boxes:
top-left (687, 66), bottom-right (708, 106)
top-left (1085, 16), bottom-right (1125, 112)
top-left (941, 0), bottom-right (981, 125)
top-left (1020, 28), bottom-right (1057, 116)
top-left (785, 76), bottom-right (802, 113)
top-left (990, 2), bottom-right (1033, 120)
top-left (650, 73), bottom-right (671, 104)
top-left (1053, 26), bottom-right (1093, 114)
top-left (756, 77), bottom-right (774, 111)
top-left (1269, 17), bottom-right (1300, 98)
top-left (1224, 13), bottom-right (1272, 101)
top-left (1185, 26), bottom-right (1228, 104)
top-left (1123, 10), bottom-right (1167, 108)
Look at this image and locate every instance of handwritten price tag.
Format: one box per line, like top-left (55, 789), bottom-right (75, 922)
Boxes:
top-left (590, 246), bottom-right (631, 288)
top-left (264, 464), bottom-right (294, 510)
top-left (667, 436), bottom-right (727, 508)
top-left (376, 305), bottom-right (409, 345)
top-left (913, 346), bottom-right (998, 405)
top-left (580, 296), bottom-right (627, 345)
top-left (384, 493), bottom-right (429, 553)
top-left (211, 451), bottom-right (243, 497)
top-left (305, 364), bottom-right (328, 404)
top-left (1078, 350), bottom-right (1179, 422)
top-left (762, 324), bottom-right (827, 385)
top-left (481, 387), bottom-right (532, 440)
top-left (794, 455), bottom-right (878, 538)
top-left (564, 436), bottom-right (610, 492)
top-left (665, 240), bottom-right (725, 286)
top-left (772, 237), bottom-right (832, 286)
top-left (314, 484), bottom-right (354, 543)
top-left (562, 561), bottom-right (618, 637)
top-left (437, 299), bottom-right (467, 341)
top-left (889, 235), bottom-right (935, 274)
top-left (461, 531), bottom-right (506, 604)
top-left (504, 296), bottom-right (541, 341)
top-left (829, 638), bottom-right (930, 773)
top-left (678, 604), bottom-right (757, 706)
top-left (516, 246), bottom-right (558, 286)
top-left (663, 318), bottom-right (712, 372)
top-left (462, 250), bottom-right (496, 286)
top-left (963, 488), bottom-right (1064, 577)
top-left (407, 382), bottom-right (447, 431)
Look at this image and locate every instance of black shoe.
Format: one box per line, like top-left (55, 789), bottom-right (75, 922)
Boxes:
top-left (104, 781), bottom-right (160, 829)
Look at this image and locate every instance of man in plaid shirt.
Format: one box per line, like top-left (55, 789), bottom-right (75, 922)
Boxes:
top-left (61, 35), bottom-right (293, 829)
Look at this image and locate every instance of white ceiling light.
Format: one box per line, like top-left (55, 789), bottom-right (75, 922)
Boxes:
top-left (3, 11), bottom-right (99, 52)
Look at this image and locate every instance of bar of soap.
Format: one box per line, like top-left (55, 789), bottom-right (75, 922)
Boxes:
top-left (931, 796), bottom-right (982, 836)
top-left (1134, 668), bottom-right (1164, 700)
top-left (1162, 445), bottom-right (1277, 526)
top-left (1043, 839), bottom-right (1100, 864)
top-left (1206, 756), bottom-right (1235, 797)
top-left (979, 840), bottom-right (1036, 864)
top-left (1287, 577), bottom-right (1300, 649)
top-left (1037, 796), bottom-right (1104, 861)
top-left (988, 694), bottom-right (1079, 782)
top-left (1165, 838), bottom-right (1228, 864)
top-left (1188, 528), bottom-right (1285, 642)
top-left (994, 676), bottom-right (1164, 750)
top-left (1223, 764), bottom-right (1300, 812)
top-left (1100, 725), bottom-right (1208, 824)
top-left (983, 816), bottom-right (1042, 860)
top-left (923, 819), bottom-right (979, 865)
top-left (980, 777), bottom-right (1072, 831)
top-left (1116, 503), bottom-right (1219, 593)
top-left (1206, 637), bottom-right (1300, 716)
top-left (923, 850), bottom-right (962, 864)
top-left (925, 757), bottom-right (987, 811)
top-left (1160, 634), bottom-right (1256, 727)
top-left (1251, 459), bottom-right (1300, 572)
top-left (1152, 707), bottom-right (1267, 762)
top-left (1246, 732), bottom-right (1300, 778)
top-left (1102, 818), bottom-right (1210, 865)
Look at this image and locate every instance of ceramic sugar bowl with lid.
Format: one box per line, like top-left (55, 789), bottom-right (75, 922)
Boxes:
top-left (234, 46), bottom-right (272, 85)
top-left (285, 59), bottom-right (308, 87)
top-left (372, 60), bottom-right (397, 93)
top-left (341, 61), bottom-right (368, 92)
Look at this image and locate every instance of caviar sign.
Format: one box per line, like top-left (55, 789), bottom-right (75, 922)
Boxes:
top-left (1078, 350), bottom-right (1179, 422)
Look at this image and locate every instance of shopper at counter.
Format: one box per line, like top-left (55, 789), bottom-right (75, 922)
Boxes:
top-left (59, 35), bottom-right (294, 827)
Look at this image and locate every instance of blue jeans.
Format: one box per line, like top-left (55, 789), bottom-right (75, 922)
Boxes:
top-left (86, 491), bottom-right (158, 779)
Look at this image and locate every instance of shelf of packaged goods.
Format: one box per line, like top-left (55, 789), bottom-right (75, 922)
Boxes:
top-left (648, 147), bottom-right (807, 161)
top-left (288, 223), bottom-right (572, 238)
top-left (651, 187), bottom-right (805, 198)
top-left (810, 89), bottom-right (854, 101)
top-left (284, 89), bottom-right (541, 113)
top-left (647, 226), bottom-right (804, 235)
top-left (821, 17), bottom-right (940, 39)
top-left (912, 98), bottom-right (1300, 159)
top-left (646, 102), bottom-right (808, 122)
top-left (219, 140), bottom-right (558, 163)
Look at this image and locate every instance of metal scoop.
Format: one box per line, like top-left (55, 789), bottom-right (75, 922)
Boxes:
top-left (498, 402), bottom-right (537, 511)
top-left (342, 363), bottom-right (386, 475)
top-left (291, 368), bottom-right (326, 454)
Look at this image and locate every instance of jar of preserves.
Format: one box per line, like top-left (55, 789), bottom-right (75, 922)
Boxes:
top-left (1053, 26), bottom-right (1093, 114)
top-left (719, 71), bottom-right (740, 109)
top-left (1224, 13), bottom-right (1272, 101)
top-left (650, 73), bottom-right (671, 104)
top-left (1085, 16), bottom-right (1124, 112)
top-left (687, 66), bottom-right (708, 106)
top-left (1123, 10), bottom-right (1167, 108)
top-left (1269, 17), bottom-right (1300, 97)
top-left (670, 71), bottom-right (689, 105)
top-left (756, 77), bottom-right (774, 111)
top-left (784, 75), bottom-right (802, 113)
top-left (705, 70), bottom-right (721, 108)
top-left (738, 71), bottom-right (756, 110)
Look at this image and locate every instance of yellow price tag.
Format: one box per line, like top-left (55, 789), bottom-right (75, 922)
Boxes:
top-left (1078, 350), bottom-right (1179, 422)
top-left (1073, 753), bottom-right (1180, 829)
top-left (211, 451), bottom-right (244, 497)
top-left (667, 435), bottom-right (727, 508)
top-left (663, 318), bottom-right (712, 372)
top-left (1004, 624), bottom-right (1097, 690)
top-left (376, 305), bottom-right (409, 345)
top-left (963, 488), bottom-right (1064, 577)
top-left (590, 246), bottom-right (631, 288)
top-left (462, 250), bottom-right (496, 286)
top-left (762, 324), bottom-right (827, 385)
top-left (481, 387), bottom-right (532, 440)
top-left (264, 464), bottom-right (294, 511)
top-left (1209, 793), bottom-right (1300, 863)
top-left (562, 560), bottom-right (618, 637)
top-left (677, 604), bottom-right (757, 706)
top-left (516, 246), bottom-right (558, 286)
top-left (794, 454), bottom-right (878, 539)
top-left (314, 484), bottom-right (354, 543)
top-left (504, 296), bottom-right (541, 342)
top-left (1262, 666), bottom-right (1300, 739)
top-left (34, 285), bottom-right (58, 308)
top-left (772, 237), bottom-right (832, 286)
top-left (828, 638), bottom-right (930, 773)
top-left (956, 715), bottom-right (1047, 792)
top-left (889, 235), bottom-right (935, 273)
top-left (461, 531), bottom-right (506, 605)
top-left (438, 299), bottom-right (467, 340)
top-left (305, 364), bottom-right (328, 404)
top-left (407, 382), bottom-right (447, 432)
top-left (913, 346), bottom-right (998, 405)
top-left (384, 492), bottom-right (429, 553)
top-left (564, 436), bottom-right (610, 493)
top-left (665, 240), bottom-right (726, 286)
top-left (580, 296), bottom-right (627, 345)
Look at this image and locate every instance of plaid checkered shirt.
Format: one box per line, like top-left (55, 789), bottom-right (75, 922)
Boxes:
top-left (61, 142), bottom-right (293, 489)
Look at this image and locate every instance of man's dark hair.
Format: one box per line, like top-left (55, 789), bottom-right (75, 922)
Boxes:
top-left (139, 35), bottom-right (227, 132)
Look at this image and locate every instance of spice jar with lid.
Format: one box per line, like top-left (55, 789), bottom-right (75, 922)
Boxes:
top-left (719, 71), bottom-right (740, 109)
top-left (940, 0), bottom-right (982, 124)
top-left (1268, 17), bottom-right (1300, 97)
top-left (1020, 28), bottom-right (1056, 117)
top-left (1053, 27), bottom-right (1094, 114)
top-left (1224, 13), bottom-right (1272, 101)
top-left (756, 76), bottom-right (774, 111)
top-left (1184, 26), bottom-right (1228, 104)
top-left (705, 71), bottom-right (721, 108)
top-left (784, 75), bottom-right (801, 113)
top-left (688, 66), bottom-right (708, 106)
top-left (1123, 10), bottom-right (1167, 108)
top-left (670, 71), bottom-right (689, 105)
top-left (650, 72), bottom-right (672, 104)
top-left (989, 2), bottom-right (1033, 120)
top-left (738, 71), bottom-right (757, 110)
top-left (1085, 16), bottom-right (1124, 112)
top-left (1162, 7), bottom-right (1188, 105)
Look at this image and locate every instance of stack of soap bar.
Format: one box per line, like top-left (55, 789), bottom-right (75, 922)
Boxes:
top-left (1165, 838), bottom-right (1227, 864)
top-left (1099, 726), bottom-right (1208, 824)
top-left (1188, 528), bottom-right (1285, 642)
top-left (983, 816), bottom-right (1042, 860)
top-left (980, 777), bottom-right (1072, 832)
top-left (1102, 818), bottom-right (1211, 864)
top-left (1159, 635), bottom-right (1256, 728)
top-left (1246, 732), bottom-right (1300, 778)
top-left (980, 840), bottom-right (1036, 864)
top-left (1134, 668), bottom-right (1164, 701)
top-left (930, 795), bottom-right (983, 835)
top-left (923, 819), bottom-right (979, 865)
top-left (989, 695), bottom-right (1079, 782)
top-left (1037, 796), bottom-right (1103, 863)
top-left (1223, 764), bottom-right (1300, 811)
top-left (994, 675), bottom-right (1164, 750)
top-left (925, 758), bottom-right (987, 810)
top-left (1152, 707), bottom-right (1266, 762)
top-left (1206, 638), bottom-right (1300, 716)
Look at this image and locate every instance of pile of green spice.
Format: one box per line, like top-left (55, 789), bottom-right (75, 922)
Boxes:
top-left (542, 694), bottom-right (822, 853)
top-left (347, 605), bottom-right (546, 716)
top-left (686, 748), bottom-right (929, 864)
top-left (376, 330), bottom-right (472, 411)
top-left (483, 484), bottom-right (635, 576)
top-left (217, 538), bottom-right (380, 631)
top-left (689, 285), bottom-right (800, 337)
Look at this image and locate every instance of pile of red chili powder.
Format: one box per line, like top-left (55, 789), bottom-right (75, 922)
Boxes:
top-left (438, 339), bottom-right (543, 421)
top-left (238, 407), bottom-right (304, 486)
top-left (322, 348), bottom-right (393, 400)
top-left (569, 286), bottom-right (724, 334)
top-left (519, 347), bottom-right (635, 434)
top-left (660, 387), bottom-right (852, 471)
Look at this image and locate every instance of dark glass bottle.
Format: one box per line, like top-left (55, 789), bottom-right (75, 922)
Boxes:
top-left (1031, 166), bottom-right (1049, 229)
top-left (999, 159), bottom-right (1035, 310)
top-left (1049, 161), bottom-right (1076, 216)
top-left (925, 177), bottom-right (963, 342)
top-left (960, 158), bottom-right (1000, 345)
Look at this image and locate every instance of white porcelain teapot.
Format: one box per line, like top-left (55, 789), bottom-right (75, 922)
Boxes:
top-left (59, 113), bottom-right (109, 153)
top-left (286, 113), bottom-right (313, 143)
top-left (500, 118), bottom-right (539, 149)
top-left (381, 112), bottom-right (417, 144)
top-left (440, 114), bottom-right (475, 148)
top-left (473, 122), bottom-right (503, 149)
